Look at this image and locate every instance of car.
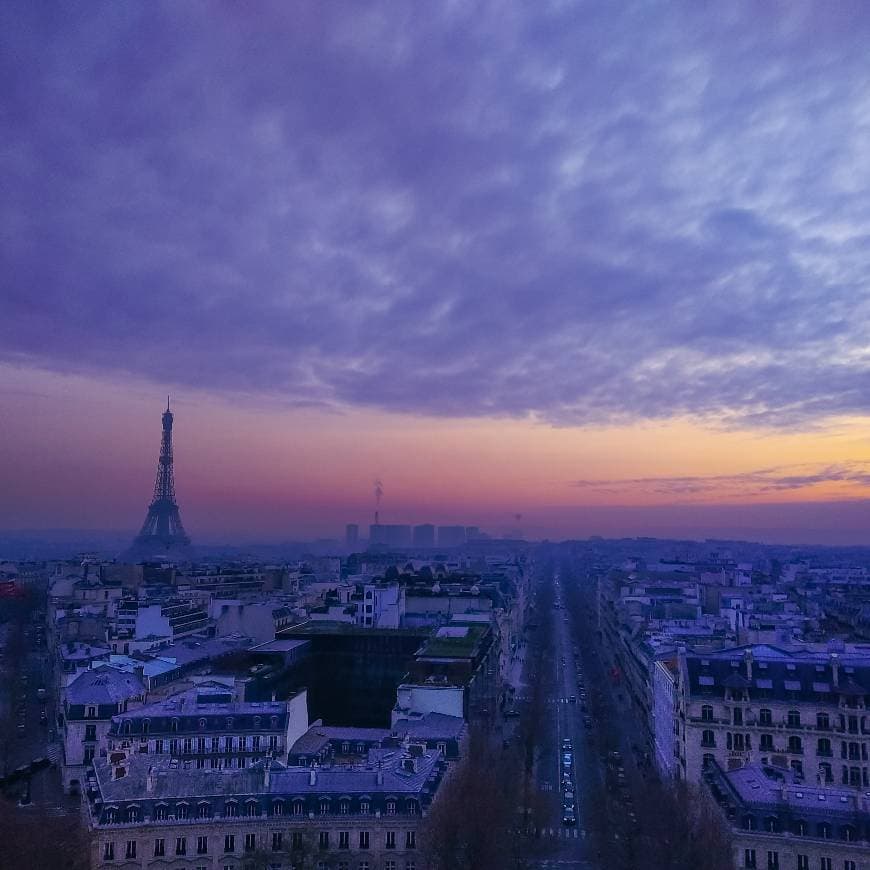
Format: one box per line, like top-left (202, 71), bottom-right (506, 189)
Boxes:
top-left (562, 809), bottom-right (577, 826)
top-left (584, 717), bottom-right (593, 728)
top-left (562, 739), bottom-right (572, 750)
top-left (563, 789), bottom-right (575, 801)
top-left (569, 695), bottom-right (576, 703)
top-left (503, 709), bottom-right (521, 719)
top-left (579, 692), bottom-right (587, 700)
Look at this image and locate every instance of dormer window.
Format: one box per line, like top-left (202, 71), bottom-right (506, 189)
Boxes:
top-left (224, 801), bottom-right (238, 818)
top-left (170, 718), bottom-right (179, 733)
top-left (386, 800), bottom-right (397, 815)
top-left (198, 718), bottom-right (206, 730)
top-left (142, 719), bottom-right (150, 735)
top-left (253, 716), bottom-right (261, 729)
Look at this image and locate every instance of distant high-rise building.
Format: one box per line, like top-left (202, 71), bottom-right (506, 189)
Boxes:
top-left (345, 523), bottom-right (359, 548)
top-left (124, 398), bottom-right (193, 562)
top-left (437, 525), bottom-right (467, 548)
top-left (413, 524), bottom-right (436, 548)
top-left (369, 524), bottom-right (412, 548)
top-left (465, 526), bottom-right (481, 540)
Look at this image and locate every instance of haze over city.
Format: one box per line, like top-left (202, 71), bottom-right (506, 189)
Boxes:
top-left (3, 1), bottom-right (870, 543)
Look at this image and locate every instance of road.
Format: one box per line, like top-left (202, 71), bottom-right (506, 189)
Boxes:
top-left (524, 569), bottom-right (600, 869)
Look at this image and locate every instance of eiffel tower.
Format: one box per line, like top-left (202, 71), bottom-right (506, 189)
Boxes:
top-left (124, 398), bottom-right (193, 561)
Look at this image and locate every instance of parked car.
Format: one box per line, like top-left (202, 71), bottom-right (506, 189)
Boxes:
top-left (562, 808), bottom-right (577, 826)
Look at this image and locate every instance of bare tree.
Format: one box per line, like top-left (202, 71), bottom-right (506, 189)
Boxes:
top-left (423, 727), bottom-right (522, 870)
top-left (0, 802), bottom-right (89, 870)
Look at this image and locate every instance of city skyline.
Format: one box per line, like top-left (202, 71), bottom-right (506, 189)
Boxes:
top-left (3, 3), bottom-right (870, 544)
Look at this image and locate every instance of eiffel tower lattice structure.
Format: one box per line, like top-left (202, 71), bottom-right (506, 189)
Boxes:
top-left (125, 398), bottom-right (193, 560)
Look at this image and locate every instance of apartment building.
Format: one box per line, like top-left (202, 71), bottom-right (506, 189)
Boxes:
top-left (86, 749), bottom-right (444, 870)
top-left (679, 644), bottom-right (870, 787)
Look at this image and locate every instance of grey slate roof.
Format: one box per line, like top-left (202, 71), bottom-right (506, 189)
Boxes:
top-left (66, 666), bottom-right (146, 705)
top-left (93, 751), bottom-right (441, 802)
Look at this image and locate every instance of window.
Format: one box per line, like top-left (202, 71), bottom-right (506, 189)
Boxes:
top-left (212, 736), bottom-right (220, 753)
top-left (318, 864), bottom-right (329, 870)
top-left (759, 709), bottom-right (772, 725)
top-left (177, 802), bottom-right (189, 819)
top-left (788, 736), bottom-right (802, 754)
top-left (154, 838), bottom-right (165, 857)
top-left (386, 831), bottom-right (396, 849)
top-left (272, 799), bottom-right (284, 816)
top-left (171, 718), bottom-right (179, 733)
top-left (225, 801), bottom-right (238, 817)
top-left (176, 837), bottom-right (187, 856)
top-left (292, 832), bottom-right (303, 850)
top-left (155, 738), bottom-right (164, 753)
top-left (760, 734), bottom-right (773, 751)
top-left (820, 860), bottom-right (831, 870)
top-left (245, 834), bottom-right (256, 852)
top-left (359, 831), bottom-right (370, 849)
top-left (340, 799), bottom-right (350, 815)
top-left (339, 831), bottom-right (350, 849)
top-left (437, 741), bottom-right (447, 754)
top-left (701, 730), bottom-right (715, 748)
top-left (358, 863), bottom-right (369, 870)
top-left (272, 833), bottom-right (282, 852)
top-left (269, 735), bottom-right (278, 752)
top-left (845, 861), bottom-right (856, 870)
top-left (405, 863), bottom-right (416, 870)
top-left (819, 762), bottom-right (833, 782)
top-left (701, 705), bottom-right (714, 722)
top-left (744, 850), bottom-right (756, 869)
top-left (252, 735), bottom-right (260, 752)
top-left (386, 800), bottom-right (396, 815)
top-left (385, 862), bottom-right (396, 870)
top-left (405, 832), bottom-right (416, 850)
top-left (103, 842), bottom-right (114, 861)
top-left (733, 708), bottom-right (743, 726)
top-left (224, 834), bottom-right (235, 853)
top-left (85, 723), bottom-right (96, 741)
top-left (787, 710), bottom-right (801, 728)
top-left (84, 747), bottom-right (95, 763)
top-left (818, 738), bottom-right (832, 757)
top-left (320, 799), bottom-right (330, 815)
top-left (197, 737), bottom-right (206, 753)
top-left (86, 706), bottom-right (97, 718)
top-left (797, 857), bottom-right (808, 870)
top-left (125, 841), bottom-right (137, 860)
top-left (126, 806), bottom-right (139, 822)
top-left (293, 799), bottom-right (305, 816)
top-left (767, 851), bottom-right (779, 870)
top-left (360, 800), bottom-right (370, 814)
top-left (246, 800), bottom-right (259, 817)
top-left (198, 802), bottom-right (211, 818)
top-left (319, 831), bottom-right (329, 850)
top-left (817, 713), bottom-right (830, 730)
top-left (406, 799), bottom-right (419, 816)
top-left (818, 822), bottom-right (832, 839)
top-left (197, 836), bottom-right (208, 855)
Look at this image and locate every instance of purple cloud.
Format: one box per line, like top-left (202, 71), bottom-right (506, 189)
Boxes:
top-left (3, 1), bottom-right (870, 427)
top-left (570, 462), bottom-right (870, 498)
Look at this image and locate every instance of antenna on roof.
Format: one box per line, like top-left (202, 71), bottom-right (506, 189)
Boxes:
top-left (166, 394), bottom-right (171, 412)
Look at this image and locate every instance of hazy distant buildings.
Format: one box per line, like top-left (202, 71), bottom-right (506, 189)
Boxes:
top-left (412, 524), bottom-right (435, 548)
top-left (437, 525), bottom-right (467, 547)
top-left (345, 523), bottom-right (359, 549)
top-left (369, 524), bottom-right (412, 548)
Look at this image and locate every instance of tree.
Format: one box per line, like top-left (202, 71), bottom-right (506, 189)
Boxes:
top-left (422, 728), bottom-right (522, 870)
top-left (0, 801), bottom-right (89, 870)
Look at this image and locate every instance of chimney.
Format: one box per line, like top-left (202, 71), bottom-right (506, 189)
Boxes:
top-left (264, 757), bottom-right (271, 787)
top-left (744, 649), bottom-right (753, 682)
top-left (146, 765), bottom-right (155, 793)
top-left (309, 768), bottom-right (317, 786)
top-left (830, 653), bottom-right (840, 689)
top-left (376, 766), bottom-right (384, 786)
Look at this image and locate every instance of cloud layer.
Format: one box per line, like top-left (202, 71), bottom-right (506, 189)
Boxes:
top-left (571, 462), bottom-right (870, 499)
top-left (3, 1), bottom-right (870, 427)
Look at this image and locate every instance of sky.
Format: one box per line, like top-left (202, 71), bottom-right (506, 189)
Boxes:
top-left (2, 1), bottom-right (870, 545)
